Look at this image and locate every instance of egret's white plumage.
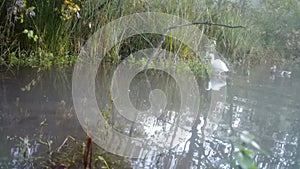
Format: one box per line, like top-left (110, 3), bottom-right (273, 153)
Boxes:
top-left (208, 53), bottom-right (229, 73)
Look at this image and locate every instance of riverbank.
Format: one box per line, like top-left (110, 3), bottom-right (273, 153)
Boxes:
top-left (1, 0), bottom-right (299, 70)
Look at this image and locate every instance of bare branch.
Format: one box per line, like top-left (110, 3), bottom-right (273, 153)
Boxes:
top-left (143, 21), bottom-right (245, 89)
top-left (166, 22), bottom-right (246, 32)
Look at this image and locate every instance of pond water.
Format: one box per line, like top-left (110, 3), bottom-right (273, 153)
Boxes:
top-left (0, 63), bottom-right (299, 168)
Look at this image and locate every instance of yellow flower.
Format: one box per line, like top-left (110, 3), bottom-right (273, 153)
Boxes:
top-left (64, 0), bottom-right (73, 5)
top-left (74, 4), bottom-right (80, 11)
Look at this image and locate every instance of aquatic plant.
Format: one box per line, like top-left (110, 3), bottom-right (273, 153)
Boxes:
top-left (231, 131), bottom-right (266, 169)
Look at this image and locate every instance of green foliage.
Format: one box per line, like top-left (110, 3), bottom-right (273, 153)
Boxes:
top-left (234, 148), bottom-right (257, 169)
top-left (187, 59), bottom-right (208, 78)
top-left (252, 0), bottom-right (300, 64)
top-left (231, 131), bottom-right (266, 169)
top-left (22, 29), bottom-right (38, 42)
top-left (96, 155), bottom-right (110, 169)
top-left (1, 0), bottom-right (299, 69)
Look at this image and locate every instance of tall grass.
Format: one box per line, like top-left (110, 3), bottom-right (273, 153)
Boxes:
top-left (0, 0), bottom-right (299, 69)
top-left (252, 0), bottom-right (300, 66)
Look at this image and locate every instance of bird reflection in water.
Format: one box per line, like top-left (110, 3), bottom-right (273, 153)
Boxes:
top-left (206, 75), bottom-right (227, 91)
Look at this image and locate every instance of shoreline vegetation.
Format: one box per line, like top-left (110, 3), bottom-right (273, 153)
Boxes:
top-left (1, 1), bottom-right (299, 168)
top-left (1, 0), bottom-right (299, 71)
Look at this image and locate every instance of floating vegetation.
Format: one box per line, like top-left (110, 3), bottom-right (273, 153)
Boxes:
top-left (230, 131), bottom-right (267, 169)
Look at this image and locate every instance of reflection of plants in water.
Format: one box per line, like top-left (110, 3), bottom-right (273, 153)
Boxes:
top-left (44, 68), bottom-right (71, 96)
top-left (19, 68), bottom-right (72, 101)
top-left (8, 119), bottom-right (129, 168)
top-left (20, 69), bottom-right (43, 92)
top-left (132, 113), bottom-right (265, 169)
top-left (127, 54), bottom-right (209, 78)
top-left (20, 78), bottom-right (37, 91)
top-left (11, 136), bottom-right (36, 168)
top-left (50, 135), bottom-right (129, 168)
top-left (56, 100), bottom-right (74, 126)
top-left (10, 119), bottom-right (49, 168)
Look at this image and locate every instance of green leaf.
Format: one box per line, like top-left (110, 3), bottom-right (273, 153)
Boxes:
top-left (20, 14), bottom-right (24, 23)
top-left (242, 149), bottom-right (254, 157)
top-left (239, 155), bottom-right (255, 169)
top-left (250, 165), bottom-right (258, 169)
top-left (28, 30), bottom-right (34, 38)
top-left (27, 6), bottom-right (35, 12)
top-left (96, 155), bottom-right (110, 168)
top-left (33, 35), bottom-right (39, 42)
top-left (234, 149), bottom-right (257, 169)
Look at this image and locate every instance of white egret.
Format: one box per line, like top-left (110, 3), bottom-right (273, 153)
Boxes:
top-left (208, 53), bottom-right (229, 73)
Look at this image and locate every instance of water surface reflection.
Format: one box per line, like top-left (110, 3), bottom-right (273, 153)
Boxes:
top-left (0, 64), bottom-right (299, 168)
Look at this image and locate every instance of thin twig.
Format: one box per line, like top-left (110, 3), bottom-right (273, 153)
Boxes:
top-left (192, 21), bottom-right (246, 28)
top-left (165, 21), bottom-right (246, 32)
top-left (145, 21), bottom-right (246, 68)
